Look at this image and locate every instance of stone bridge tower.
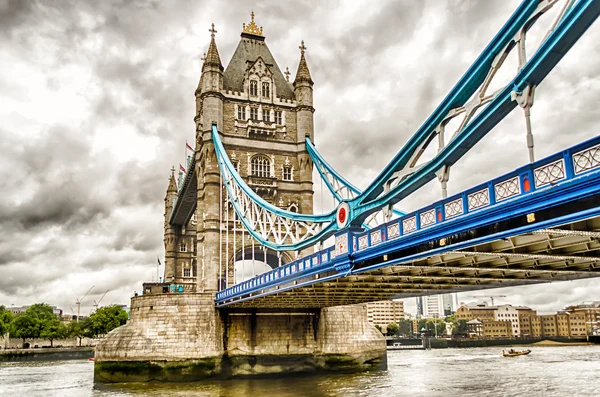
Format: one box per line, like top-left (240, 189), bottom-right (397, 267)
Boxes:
top-left (95, 14), bottom-right (385, 383)
top-left (193, 14), bottom-right (315, 291)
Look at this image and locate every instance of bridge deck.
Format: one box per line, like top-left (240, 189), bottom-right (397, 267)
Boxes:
top-left (216, 136), bottom-right (600, 309)
top-left (220, 217), bottom-right (600, 309)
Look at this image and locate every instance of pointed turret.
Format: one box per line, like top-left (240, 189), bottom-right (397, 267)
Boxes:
top-left (167, 166), bottom-right (177, 194)
top-left (203, 24), bottom-right (223, 72)
top-left (293, 41), bottom-right (313, 86)
top-left (163, 167), bottom-right (178, 281)
top-left (293, 40), bottom-right (315, 143)
top-left (196, 23), bottom-right (224, 133)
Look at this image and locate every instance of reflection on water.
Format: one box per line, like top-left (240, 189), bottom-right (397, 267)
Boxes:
top-left (1, 346), bottom-right (599, 397)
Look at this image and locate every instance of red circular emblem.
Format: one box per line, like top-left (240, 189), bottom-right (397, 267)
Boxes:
top-left (338, 207), bottom-right (346, 224)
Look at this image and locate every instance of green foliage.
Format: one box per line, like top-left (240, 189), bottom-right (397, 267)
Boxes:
top-left (397, 318), bottom-right (413, 336)
top-left (68, 319), bottom-right (89, 346)
top-left (386, 322), bottom-right (399, 336)
top-left (88, 305), bottom-right (128, 337)
top-left (374, 324), bottom-right (383, 334)
top-left (425, 319), bottom-right (446, 336)
top-left (452, 319), bottom-right (468, 336)
top-left (10, 303), bottom-right (61, 347)
top-left (0, 305), bottom-right (14, 336)
top-left (40, 319), bottom-right (68, 346)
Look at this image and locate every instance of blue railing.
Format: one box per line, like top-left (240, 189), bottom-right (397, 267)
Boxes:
top-left (215, 135), bottom-right (600, 303)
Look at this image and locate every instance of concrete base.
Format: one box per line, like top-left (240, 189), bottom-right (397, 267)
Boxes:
top-left (94, 293), bottom-right (386, 382)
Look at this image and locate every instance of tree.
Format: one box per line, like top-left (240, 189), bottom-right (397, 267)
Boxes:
top-left (386, 322), bottom-right (399, 336)
top-left (41, 319), bottom-right (68, 347)
top-left (425, 319), bottom-right (446, 337)
top-left (11, 303), bottom-right (59, 347)
top-left (0, 305), bottom-right (14, 338)
top-left (88, 305), bottom-right (128, 338)
top-left (397, 319), bottom-right (412, 337)
top-left (68, 318), bottom-right (91, 347)
top-left (12, 314), bottom-right (38, 347)
top-left (452, 320), bottom-right (468, 337)
top-left (374, 324), bottom-right (383, 334)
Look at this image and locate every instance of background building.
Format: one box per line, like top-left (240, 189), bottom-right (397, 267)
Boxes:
top-left (366, 300), bottom-right (405, 331)
top-left (455, 300), bottom-right (599, 339)
top-left (417, 294), bottom-right (455, 318)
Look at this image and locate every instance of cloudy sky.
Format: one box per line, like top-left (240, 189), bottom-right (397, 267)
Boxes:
top-left (1, 0), bottom-right (599, 316)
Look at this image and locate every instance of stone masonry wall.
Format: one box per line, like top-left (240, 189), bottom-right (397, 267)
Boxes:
top-left (318, 304), bottom-right (385, 356)
top-left (226, 313), bottom-right (317, 356)
top-left (95, 293), bottom-right (222, 362)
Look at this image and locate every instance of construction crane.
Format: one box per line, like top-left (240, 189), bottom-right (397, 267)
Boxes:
top-left (76, 285), bottom-right (94, 322)
top-left (468, 295), bottom-right (506, 306)
top-left (93, 290), bottom-right (110, 312)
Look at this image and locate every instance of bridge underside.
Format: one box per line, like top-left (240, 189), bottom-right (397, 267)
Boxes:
top-left (222, 216), bottom-right (600, 309)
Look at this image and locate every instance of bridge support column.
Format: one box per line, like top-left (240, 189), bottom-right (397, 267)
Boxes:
top-left (94, 293), bottom-right (223, 382)
top-left (94, 294), bottom-right (386, 382)
top-left (222, 304), bottom-right (386, 377)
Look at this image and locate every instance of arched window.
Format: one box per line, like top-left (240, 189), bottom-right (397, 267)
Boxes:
top-left (262, 82), bottom-right (270, 98)
top-left (251, 155), bottom-right (271, 178)
top-left (250, 80), bottom-right (258, 96)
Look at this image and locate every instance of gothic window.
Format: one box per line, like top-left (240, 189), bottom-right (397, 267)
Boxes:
top-left (262, 82), bottom-right (270, 98)
top-left (231, 160), bottom-right (240, 172)
top-left (183, 268), bottom-right (191, 278)
top-left (283, 166), bottom-right (293, 181)
top-left (250, 107), bottom-right (258, 121)
top-left (288, 203), bottom-right (299, 213)
top-left (237, 106), bottom-right (246, 120)
top-left (275, 110), bottom-right (282, 125)
top-left (251, 155), bottom-right (271, 178)
top-left (263, 109), bottom-right (270, 122)
top-left (180, 241), bottom-right (187, 252)
top-left (250, 80), bottom-right (258, 96)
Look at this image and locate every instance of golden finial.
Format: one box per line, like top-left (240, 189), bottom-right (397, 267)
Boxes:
top-left (209, 23), bottom-right (217, 38)
top-left (242, 11), bottom-right (264, 37)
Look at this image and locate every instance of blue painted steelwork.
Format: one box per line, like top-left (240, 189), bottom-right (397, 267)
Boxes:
top-left (208, 0), bottom-right (600, 251)
top-left (306, 137), bottom-right (405, 222)
top-left (351, 0), bottom-right (600, 222)
top-left (215, 135), bottom-right (600, 305)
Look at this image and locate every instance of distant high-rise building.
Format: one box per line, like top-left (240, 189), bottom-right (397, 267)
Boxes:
top-left (442, 294), bottom-right (454, 316)
top-left (419, 294), bottom-right (455, 318)
top-left (416, 297), bottom-right (424, 316)
top-left (366, 300), bottom-right (405, 331)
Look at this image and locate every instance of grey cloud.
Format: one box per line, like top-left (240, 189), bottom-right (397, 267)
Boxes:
top-left (1, 0), bottom-right (599, 312)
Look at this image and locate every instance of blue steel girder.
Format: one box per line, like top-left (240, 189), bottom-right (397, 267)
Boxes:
top-left (306, 137), bottom-right (405, 228)
top-left (349, 0), bottom-right (600, 226)
top-left (210, 0), bottom-right (600, 251)
top-left (215, 135), bottom-right (600, 307)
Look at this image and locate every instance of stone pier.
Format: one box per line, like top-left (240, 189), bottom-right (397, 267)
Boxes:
top-left (94, 293), bottom-right (386, 382)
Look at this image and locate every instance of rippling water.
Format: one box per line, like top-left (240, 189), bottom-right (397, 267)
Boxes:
top-left (1, 346), bottom-right (599, 396)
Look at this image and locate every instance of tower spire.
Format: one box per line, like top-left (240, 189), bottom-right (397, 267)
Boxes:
top-left (294, 40), bottom-right (313, 86)
top-left (167, 166), bottom-right (177, 193)
top-left (204, 23), bottom-right (223, 71)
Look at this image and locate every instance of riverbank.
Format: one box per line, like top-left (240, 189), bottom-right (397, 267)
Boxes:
top-left (387, 337), bottom-right (594, 349)
top-left (0, 347), bottom-right (94, 362)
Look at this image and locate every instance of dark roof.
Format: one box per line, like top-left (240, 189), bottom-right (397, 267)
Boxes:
top-left (223, 35), bottom-right (294, 100)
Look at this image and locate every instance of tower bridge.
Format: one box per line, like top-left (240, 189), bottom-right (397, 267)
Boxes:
top-left (96, 0), bottom-right (600, 383)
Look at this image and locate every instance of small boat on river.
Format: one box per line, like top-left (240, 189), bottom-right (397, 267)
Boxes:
top-left (502, 349), bottom-right (531, 357)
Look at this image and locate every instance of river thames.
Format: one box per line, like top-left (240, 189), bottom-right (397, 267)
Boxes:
top-left (1, 345), bottom-right (599, 396)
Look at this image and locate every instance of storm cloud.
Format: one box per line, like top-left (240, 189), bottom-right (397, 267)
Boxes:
top-left (1, 0), bottom-right (599, 315)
